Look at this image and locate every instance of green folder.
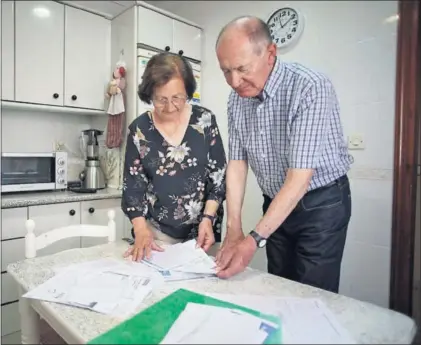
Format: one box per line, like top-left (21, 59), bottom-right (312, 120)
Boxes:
top-left (88, 288), bottom-right (282, 344)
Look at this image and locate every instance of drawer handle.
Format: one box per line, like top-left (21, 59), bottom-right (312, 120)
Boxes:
top-left (89, 207), bottom-right (95, 214)
top-left (178, 50), bottom-right (184, 56)
top-left (71, 95), bottom-right (77, 101)
top-left (165, 46), bottom-right (170, 51)
top-left (53, 93), bottom-right (59, 99)
top-left (69, 209), bottom-right (76, 216)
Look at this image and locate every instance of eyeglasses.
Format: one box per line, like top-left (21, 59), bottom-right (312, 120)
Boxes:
top-left (152, 95), bottom-right (187, 107)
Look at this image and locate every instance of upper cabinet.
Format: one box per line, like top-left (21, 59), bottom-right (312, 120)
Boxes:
top-left (64, 6), bottom-right (110, 110)
top-left (1, 1), bottom-right (15, 101)
top-left (15, 1), bottom-right (64, 106)
top-left (137, 6), bottom-right (202, 61)
top-left (137, 6), bottom-right (173, 52)
top-left (13, 1), bottom-right (110, 111)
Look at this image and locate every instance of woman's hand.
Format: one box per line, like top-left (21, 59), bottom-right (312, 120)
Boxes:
top-left (196, 218), bottom-right (215, 252)
top-left (124, 224), bottom-right (164, 262)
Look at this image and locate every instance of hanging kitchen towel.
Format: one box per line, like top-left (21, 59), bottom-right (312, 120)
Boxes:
top-left (105, 62), bottom-right (126, 149)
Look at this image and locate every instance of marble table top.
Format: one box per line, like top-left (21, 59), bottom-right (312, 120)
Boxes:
top-left (7, 242), bottom-right (417, 344)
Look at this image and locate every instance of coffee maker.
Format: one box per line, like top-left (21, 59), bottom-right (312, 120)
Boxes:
top-left (79, 129), bottom-right (106, 190)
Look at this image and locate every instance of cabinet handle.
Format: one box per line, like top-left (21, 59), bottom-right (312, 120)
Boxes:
top-left (71, 95), bottom-right (77, 101)
top-left (69, 209), bottom-right (76, 216)
top-left (53, 93), bottom-right (59, 99)
top-left (178, 50), bottom-right (184, 56)
top-left (89, 207), bottom-right (95, 214)
top-left (165, 46), bottom-right (170, 52)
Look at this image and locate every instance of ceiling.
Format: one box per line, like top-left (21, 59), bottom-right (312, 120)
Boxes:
top-left (58, 1), bottom-right (136, 19)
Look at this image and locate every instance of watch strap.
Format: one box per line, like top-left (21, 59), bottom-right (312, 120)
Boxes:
top-left (201, 214), bottom-right (216, 225)
top-left (249, 230), bottom-right (267, 247)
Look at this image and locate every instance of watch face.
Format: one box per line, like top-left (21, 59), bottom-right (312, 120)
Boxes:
top-left (259, 239), bottom-right (267, 248)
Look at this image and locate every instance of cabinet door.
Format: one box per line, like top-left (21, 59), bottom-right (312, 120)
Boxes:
top-left (173, 21), bottom-right (202, 61)
top-left (15, 1), bottom-right (64, 106)
top-left (1, 207), bottom-right (27, 240)
top-left (80, 198), bottom-right (125, 248)
top-left (64, 6), bottom-right (110, 110)
top-left (137, 6), bottom-right (173, 51)
top-left (1, 0), bottom-right (15, 101)
top-left (28, 202), bottom-right (81, 256)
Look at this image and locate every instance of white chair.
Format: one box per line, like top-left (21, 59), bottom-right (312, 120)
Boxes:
top-left (24, 209), bottom-right (116, 259)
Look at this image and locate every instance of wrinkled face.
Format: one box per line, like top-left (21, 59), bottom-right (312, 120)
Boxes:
top-left (216, 32), bottom-right (276, 98)
top-left (152, 77), bottom-right (188, 118)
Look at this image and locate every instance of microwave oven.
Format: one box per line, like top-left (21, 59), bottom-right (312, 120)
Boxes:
top-left (1, 152), bottom-right (68, 193)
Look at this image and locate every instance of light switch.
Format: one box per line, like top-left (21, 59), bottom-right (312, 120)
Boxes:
top-left (348, 134), bottom-right (365, 150)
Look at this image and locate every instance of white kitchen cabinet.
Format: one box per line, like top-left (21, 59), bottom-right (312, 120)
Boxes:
top-left (1, 0), bottom-right (15, 101)
top-left (137, 6), bottom-right (173, 52)
top-left (173, 21), bottom-right (202, 61)
top-left (64, 6), bottom-right (110, 110)
top-left (1, 303), bottom-right (20, 336)
top-left (80, 199), bottom-right (125, 248)
top-left (28, 202), bottom-right (81, 256)
top-left (15, 1), bottom-right (64, 106)
top-left (1, 207), bottom-right (27, 240)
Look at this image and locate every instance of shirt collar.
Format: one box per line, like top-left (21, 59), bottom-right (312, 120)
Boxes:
top-left (254, 57), bottom-right (285, 102)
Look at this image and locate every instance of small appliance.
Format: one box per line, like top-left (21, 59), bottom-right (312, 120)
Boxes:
top-left (1, 152), bottom-right (68, 193)
top-left (78, 129), bottom-right (106, 190)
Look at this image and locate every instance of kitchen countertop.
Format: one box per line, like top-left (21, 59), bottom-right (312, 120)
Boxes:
top-left (6, 241), bottom-right (418, 344)
top-left (1, 188), bottom-right (122, 209)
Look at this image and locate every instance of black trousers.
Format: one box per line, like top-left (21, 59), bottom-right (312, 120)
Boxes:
top-left (264, 175), bottom-right (351, 293)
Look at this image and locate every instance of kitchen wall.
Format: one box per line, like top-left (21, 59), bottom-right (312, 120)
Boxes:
top-left (1, 109), bottom-right (109, 181)
top-left (149, 0), bottom-right (398, 308)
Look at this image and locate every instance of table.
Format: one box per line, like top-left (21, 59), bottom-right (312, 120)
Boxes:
top-left (7, 241), bottom-right (417, 344)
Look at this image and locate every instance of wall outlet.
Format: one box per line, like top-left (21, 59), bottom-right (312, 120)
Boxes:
top-left (348, 134), bottom-right (365, 150)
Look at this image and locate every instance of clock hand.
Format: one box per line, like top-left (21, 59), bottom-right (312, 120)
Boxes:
top-left (281, 17), bottom-right (293, 29)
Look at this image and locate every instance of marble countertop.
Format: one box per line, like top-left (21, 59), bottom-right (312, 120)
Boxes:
top-left (7, 242), bottom-right (417, 344)
top-left (1, 188), bottom-right (122, 209)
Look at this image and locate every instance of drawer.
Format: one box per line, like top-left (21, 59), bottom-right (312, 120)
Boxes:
top-left (1, 239), bottom-right (25, 272)
top-left (1, 331), bottom-right (21, 344)
top-left (1, 273), bottom-right (19, 304)
top-left (1, 207), bottom-right (27, 240)
top-left (1, 302), bottom-right (20, 336)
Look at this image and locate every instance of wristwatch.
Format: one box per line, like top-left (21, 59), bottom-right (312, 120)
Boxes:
top-left (200, 214), bottom-right (216, 225)
top-left (249, 230), bottom-right (267, 248)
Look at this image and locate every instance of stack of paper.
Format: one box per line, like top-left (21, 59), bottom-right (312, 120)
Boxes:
top-left (141, 239), bottom-right (218, 282)
top-left (23, 258), bottom-right (163, 317)
top-left (203, 293), bottom-right (357, 344)
top-left (160, 303), bottom-right (279, 344)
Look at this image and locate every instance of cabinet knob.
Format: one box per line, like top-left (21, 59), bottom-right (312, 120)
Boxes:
top-left (89, 207), bottom-right (95, 214)
top-left (53, 93), bottom-right (59, 99)
top-left (69, 209), bottom-right (76, 216)
top-left (178, 50), bottom-right (184, 56)
top-left (71, 95), bottom-right (77, 101)
top-left (165, 46), bottom-right (170, 51)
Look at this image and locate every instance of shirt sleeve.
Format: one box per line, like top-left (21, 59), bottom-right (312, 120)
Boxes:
top-left (289, 79), bottom-right (334, 169)
top-left (227, 96), bottom-right (248, 161)
top-left (206, 112), bottom-right (227, 205)
top-left (121, 126), bottom-right (149, 221)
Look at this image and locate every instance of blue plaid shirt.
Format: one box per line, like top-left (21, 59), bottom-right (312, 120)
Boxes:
top-left (228, 58), bottom-right (354, 198)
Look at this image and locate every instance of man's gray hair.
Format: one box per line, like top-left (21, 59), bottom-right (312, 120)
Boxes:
top-left (215, 16), bottom-right (273, 54)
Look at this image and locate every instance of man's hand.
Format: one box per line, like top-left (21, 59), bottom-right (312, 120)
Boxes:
top-left (216, 235), bottom-right (257, 279)
top-left (215, 228), bottom-right (245, 265)
top-left (196, 218), bottom-right (215, 252)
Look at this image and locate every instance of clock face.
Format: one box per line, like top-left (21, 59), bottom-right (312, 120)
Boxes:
top-left (267, 7), bottom-right (303, 49)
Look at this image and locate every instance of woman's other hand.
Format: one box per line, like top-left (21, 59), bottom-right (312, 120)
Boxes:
top-left (196, 218), bottom-right (215, 252)
top-left (124, 224), bottom-right (164, 261)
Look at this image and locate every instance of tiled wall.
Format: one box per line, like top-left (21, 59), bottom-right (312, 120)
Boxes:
top-left (150, 0), bottom-right (398, 308)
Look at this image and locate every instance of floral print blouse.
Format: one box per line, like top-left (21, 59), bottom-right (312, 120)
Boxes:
top-left (121, 105), bottom-right (227, 242)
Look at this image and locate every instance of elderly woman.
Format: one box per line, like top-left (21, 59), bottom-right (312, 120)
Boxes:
top-left (122, 52), bottom-right (227, 261)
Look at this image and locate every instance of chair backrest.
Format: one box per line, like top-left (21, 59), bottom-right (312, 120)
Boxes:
top-left (25, 209), bottom-right (116, 259)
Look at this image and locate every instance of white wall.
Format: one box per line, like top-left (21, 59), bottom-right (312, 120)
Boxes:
top-left (1, 109), bottom-right (108, 180)
top-left (150, 0), bottom-right (398, 308)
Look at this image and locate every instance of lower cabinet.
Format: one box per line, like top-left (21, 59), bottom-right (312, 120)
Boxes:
top-left (0, 197), bottom-right (128, 342)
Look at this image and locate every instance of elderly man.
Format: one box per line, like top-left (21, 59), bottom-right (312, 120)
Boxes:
top-left (215, 16), bottom-right (353, 293)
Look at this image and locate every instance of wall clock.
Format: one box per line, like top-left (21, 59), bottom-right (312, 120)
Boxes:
top-left (267, 7), bottom-right (305, 49)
